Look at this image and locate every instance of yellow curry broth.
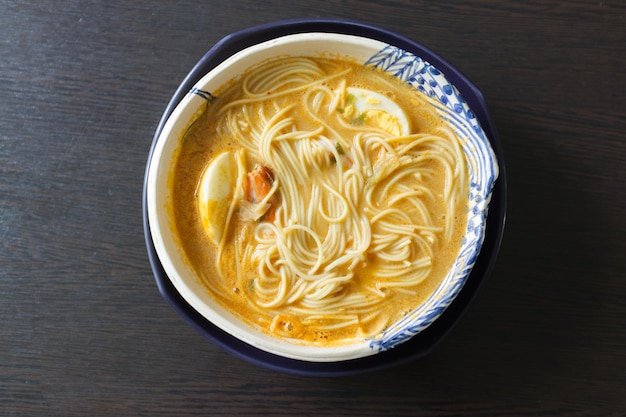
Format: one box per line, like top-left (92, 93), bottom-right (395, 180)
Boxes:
top-left (170, 57), bottom-right (467, 345)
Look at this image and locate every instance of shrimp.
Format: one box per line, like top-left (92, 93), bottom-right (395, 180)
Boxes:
top-left (245, 164), bottom-right (278, 223)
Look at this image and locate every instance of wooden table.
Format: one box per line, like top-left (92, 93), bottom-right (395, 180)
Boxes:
top-left (2, 1), bottom-right (624, 416)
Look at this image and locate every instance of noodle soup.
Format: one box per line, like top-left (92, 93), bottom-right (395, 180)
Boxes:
top-left (170, 56), bottom-right (468, 346)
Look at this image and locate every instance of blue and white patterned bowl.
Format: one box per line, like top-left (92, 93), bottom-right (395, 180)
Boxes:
top-left (145, 24), bottom-right (500, 364)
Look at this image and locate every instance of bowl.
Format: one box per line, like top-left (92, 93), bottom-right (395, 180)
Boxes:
top-left (144, 18), bottom-right (506, 375)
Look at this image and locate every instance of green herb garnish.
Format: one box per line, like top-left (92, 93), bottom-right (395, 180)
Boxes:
top-left (352, 113), bottom-right (367, 125)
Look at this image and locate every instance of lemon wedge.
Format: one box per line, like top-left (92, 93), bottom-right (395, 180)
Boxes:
top-left (197, 151), bottom-right (238, 244)
top-left (346, 87), bottom-right (410, 136)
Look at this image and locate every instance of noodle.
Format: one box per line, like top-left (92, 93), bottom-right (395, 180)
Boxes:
top-left (172, 56), bottom-right (468, 345)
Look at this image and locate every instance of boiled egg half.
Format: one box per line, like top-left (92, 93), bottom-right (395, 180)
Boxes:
top-left (196, 151), bottom-right (238, 245)
top-left (344, 87), bottom-right (410, 136)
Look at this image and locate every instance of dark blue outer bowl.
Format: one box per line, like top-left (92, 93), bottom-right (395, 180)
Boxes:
top-left (143, 18), bottom-right (507, 377)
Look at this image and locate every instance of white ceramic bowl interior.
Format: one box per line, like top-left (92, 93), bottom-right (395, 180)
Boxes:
top-left (147, 33), bottom-right (499, 362)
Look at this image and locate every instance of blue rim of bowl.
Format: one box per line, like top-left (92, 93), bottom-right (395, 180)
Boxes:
top-left (142, 18), bottom-right (507, 377)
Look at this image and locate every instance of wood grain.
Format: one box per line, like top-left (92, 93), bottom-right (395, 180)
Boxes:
top-left (1, 0), bottom-right (625, 416)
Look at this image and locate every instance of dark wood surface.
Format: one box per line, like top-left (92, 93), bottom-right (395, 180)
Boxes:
top-left (2, 1), bottom-right (625, 416)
